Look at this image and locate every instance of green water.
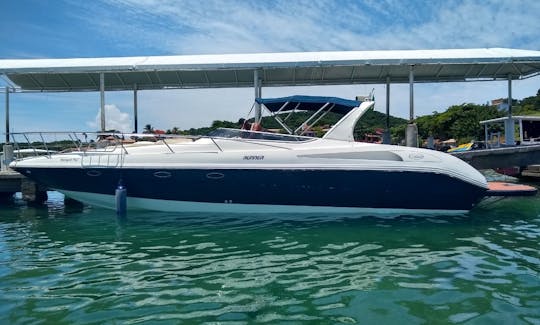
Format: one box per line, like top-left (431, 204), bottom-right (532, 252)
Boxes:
top-left (1, 192), bottom-right (540, 324)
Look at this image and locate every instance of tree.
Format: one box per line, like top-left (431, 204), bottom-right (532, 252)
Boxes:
top-left (211, 120), bottom-right (238, 129)
top-left (143, 124), bottom-right (154, 134)
top-left (416, 103), bottom-right (503, 143)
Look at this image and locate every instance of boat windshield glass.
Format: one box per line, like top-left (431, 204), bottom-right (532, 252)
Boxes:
top-left (207, 128), bottom-right (313, 142)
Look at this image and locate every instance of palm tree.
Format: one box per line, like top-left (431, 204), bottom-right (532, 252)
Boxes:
top-left (143, 124), bottom-right (154, 134)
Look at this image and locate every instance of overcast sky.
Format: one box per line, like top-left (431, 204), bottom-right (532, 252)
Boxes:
top-left (1, 0), bottom-right (539, 133)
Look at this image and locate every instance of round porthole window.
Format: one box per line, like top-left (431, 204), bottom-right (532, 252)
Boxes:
top-left (153, 171), bottom-right (172, 178)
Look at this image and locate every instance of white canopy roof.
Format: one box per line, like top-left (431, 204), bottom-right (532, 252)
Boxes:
top-left (1, 48), bottom-right (539, 92)
top-left (480, 115), bottom-right (540, 124)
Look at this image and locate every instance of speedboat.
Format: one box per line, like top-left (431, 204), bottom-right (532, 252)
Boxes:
top-left (8, 95), bottom-right (522, 214)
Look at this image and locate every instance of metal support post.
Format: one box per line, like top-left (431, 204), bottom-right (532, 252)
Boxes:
top-left (484, 124), bottom-right (489, 147)
top-left (100, 72), bottom-right (106, 131)
top-left (508, 75), bottom-right (512, 118)
top-left (3, 87), bottom-right (12, 169)
top-left (519, 119), bottom-right (523, 144)
top-left (505, 74), bottom-right (515, 145)
top-left (406, 66), bottom-right (418, 147)
top-left (133, 84), bottom-right (138, 133)
top-left (254, 70), bottom-right (262, 123)
top-left (409, 66), bottom-right (414, 122)
top-left (383, 76), bottom-right (391, 144)
top-left (5, 86), bottom-right (9, 144)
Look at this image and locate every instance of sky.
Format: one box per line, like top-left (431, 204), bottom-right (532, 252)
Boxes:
top-left (0, 0), bottom-right (539, 134)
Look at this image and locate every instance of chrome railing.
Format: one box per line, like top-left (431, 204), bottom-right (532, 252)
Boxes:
top-left (6, 128), bottom-right (315, 160)
top-left (8, 131), bottom-right (194, 158)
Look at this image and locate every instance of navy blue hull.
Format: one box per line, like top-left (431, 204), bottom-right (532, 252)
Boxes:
top-left (15, 167), bottom-right (487, 211)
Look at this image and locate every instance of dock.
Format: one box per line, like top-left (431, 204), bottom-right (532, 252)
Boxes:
top-left (450, 144), bottom-right (540, 170)
top-left (521, 165), bottom-right (540, 178)
top-left (0, 169), bottom-right (48, 202)
top-left (0, 169), bottom-right (24, 197)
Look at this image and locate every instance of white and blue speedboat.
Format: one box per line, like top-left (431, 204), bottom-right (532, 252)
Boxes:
top-left (10, 95), bottom-right (494, 214)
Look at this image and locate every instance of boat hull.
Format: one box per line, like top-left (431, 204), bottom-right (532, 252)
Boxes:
top-left (14, 167), bottom-right (487, 213)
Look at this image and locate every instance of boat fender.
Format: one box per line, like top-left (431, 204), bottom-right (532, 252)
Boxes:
top-left (115, 183), bottom-right (127, 216)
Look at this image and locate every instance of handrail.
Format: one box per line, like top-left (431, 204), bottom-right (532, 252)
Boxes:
top-left (6, 128), bottom-right (316, 160)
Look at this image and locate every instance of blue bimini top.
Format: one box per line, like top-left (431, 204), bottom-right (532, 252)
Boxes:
top-left (255, 95), bottom-right (361, 115)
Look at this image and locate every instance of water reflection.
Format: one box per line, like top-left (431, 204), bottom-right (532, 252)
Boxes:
top-left (0, 191), bottom-right (539, 323)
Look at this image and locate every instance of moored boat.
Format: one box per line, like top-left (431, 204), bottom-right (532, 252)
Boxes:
top-left (9, 95), bottom-right (517, 214)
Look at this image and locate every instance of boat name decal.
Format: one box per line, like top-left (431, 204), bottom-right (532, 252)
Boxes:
top-left (408, 153), bottom-right (424, 160)
top-left (60, 158), bottom-right (80, 162)
top-left (243, 155), bottom-right (265, 161)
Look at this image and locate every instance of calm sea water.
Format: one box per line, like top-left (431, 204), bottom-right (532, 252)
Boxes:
top-left (1, 191), bottom-right (540, 324)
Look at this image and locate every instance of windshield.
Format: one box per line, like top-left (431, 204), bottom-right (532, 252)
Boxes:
top-left (207, 128), bottom-right (313, 142)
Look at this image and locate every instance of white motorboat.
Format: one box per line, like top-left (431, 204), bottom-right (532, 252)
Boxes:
top-left (9, 95), bottom-right (502, 214)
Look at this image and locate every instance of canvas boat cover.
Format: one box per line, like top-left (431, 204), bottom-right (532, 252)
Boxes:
top-left (256, 95), bottom-right (361, 115)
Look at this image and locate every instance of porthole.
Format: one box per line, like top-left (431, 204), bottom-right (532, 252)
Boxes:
top-left (153, 171), bottom-right (172, 178)
top-left (86, 170), bottom-right (102, 177)
top-left (206, 172), bottom-right (224, 180)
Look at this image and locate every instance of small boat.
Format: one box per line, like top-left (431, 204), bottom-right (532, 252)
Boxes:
top-left (9, 95), bottom-right (536, 214)
top-left (447, 141), bottom-right (485, 153)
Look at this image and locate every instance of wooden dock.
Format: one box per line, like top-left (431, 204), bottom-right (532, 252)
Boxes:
top-left (0, 169), bottom-right (47, 202)
top-left (0, 170), bottom-right (24, 196)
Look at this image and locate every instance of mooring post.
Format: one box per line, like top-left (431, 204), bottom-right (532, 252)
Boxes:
top-left (2, 144), bottom-right (13, 170)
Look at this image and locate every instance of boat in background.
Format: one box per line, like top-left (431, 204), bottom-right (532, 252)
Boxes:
top-left (8, 95), bottom-right (535, 214)
top-left (447, 141), bottom-right (486, 153)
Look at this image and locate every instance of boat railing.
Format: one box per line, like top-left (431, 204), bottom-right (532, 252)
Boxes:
top-left (9, 131), bottom-right (97, 159)
top-left (7, 128), bottom-right (315, 159)
top-left (8, 131), bottom-right (188, 158)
